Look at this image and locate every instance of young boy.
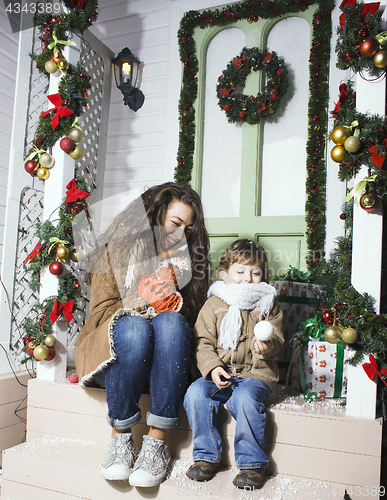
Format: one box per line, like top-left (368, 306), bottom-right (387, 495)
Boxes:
top-left (184, 239), bottom-right (284, 490)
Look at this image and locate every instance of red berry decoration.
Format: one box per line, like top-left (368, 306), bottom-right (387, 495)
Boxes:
top-left (360, 192), bottom-right (379, 212)
top-left (60, 137), bottom-right (76, 153)
top-left (359, 37), bottom-right (379, 58)
top-left (24, 160), bottom-right (37, 175)
top-left (321, 308), bottom-right (335, 326)
top-left (49, 261), bottom-right (64, 275)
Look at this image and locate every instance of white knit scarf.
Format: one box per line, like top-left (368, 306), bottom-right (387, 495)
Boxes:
top-left (208, 280), bottom-right (277, 352)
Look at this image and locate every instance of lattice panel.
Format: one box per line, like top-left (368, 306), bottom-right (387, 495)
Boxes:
top-left (10, 33), bottom-right (107, 363)
top-left (10, 187), bottom-right (43, 366)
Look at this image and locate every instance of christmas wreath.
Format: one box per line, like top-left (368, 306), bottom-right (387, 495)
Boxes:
top-left (216, 47), bottom-right (289, 124)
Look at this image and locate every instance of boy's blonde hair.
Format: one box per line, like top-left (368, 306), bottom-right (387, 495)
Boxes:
top-left (218, 239), bottom-right (269, 283)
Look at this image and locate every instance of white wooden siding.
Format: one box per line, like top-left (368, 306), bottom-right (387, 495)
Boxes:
top-left (0, 7), bottom-right (18, 274)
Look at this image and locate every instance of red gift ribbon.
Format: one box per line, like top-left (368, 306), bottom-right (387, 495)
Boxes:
top-left (65, 178), bottom-right (90, 203)
top-left (368, 138), bottom-right (387, 168)
top-left (339, 0), bottom-right (380, 29)
top-left (49, 299), bottom-right (74, 324)
top-left (332, 83), bottom-right (348, 118)
top-left (71, 0), bottom-right (87, 8)
top-left (40, 93), bottom-right (74, 130)
top-left (24, 242), bottom-right (45, 265)
top-left (362, 354), bottom-right (387, 386)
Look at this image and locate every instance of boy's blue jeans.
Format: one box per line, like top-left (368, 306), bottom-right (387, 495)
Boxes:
top-left (104, 311), bottom-right (191, 431)
top-left (184, 376), bottom-right (271, 469)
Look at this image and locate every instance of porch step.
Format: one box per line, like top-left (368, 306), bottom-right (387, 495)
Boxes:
top-left (1, 377), bottom-right (383, 498)
top-left (1, 435), bottom-right (348, 500)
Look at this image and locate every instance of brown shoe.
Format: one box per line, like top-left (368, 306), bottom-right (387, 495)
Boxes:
top-left (186, 460), bottom-right (220, 482)
top-left (232, 468), bottom-right (266, 489)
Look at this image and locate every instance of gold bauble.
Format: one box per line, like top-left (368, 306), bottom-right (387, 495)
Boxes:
top-left (324, 326), bottom-right (342, 344)
top-left (330, 145), bottom-right (346, 163)
top-left (341, 327), bottom-right (358, 344)
top-left (39, 152), bottom-right (55, 169)
top-left (34, 344), bottom-right (49, 360)
top-left (331, 126), bottom-right (351, 145)
top-left (69, 249), bottom-right (84, 262)
top-left (45, 60), bottom-right (58, 74)
top-left (57, 59), bottom-right (69, 72)
top-left (373, 50), bottom-right (387, 68)
top-left (344, 136), bottom-right (361, 153)
top-left (56, 245), bottom-right (69, 259)
top-left (69, 145), bottom-right (83, 160)
top-left (36, 167), bottom-right (50, 180)
top-left (28, 341), bottom-right (38, 350)
top-left (68, 127), bottom-right (84, 143)
top-left (44, 334), bottom-right (57, 348)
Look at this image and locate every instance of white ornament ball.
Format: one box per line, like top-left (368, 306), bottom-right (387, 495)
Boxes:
top-left (254, 321), bottom-right (274, 341)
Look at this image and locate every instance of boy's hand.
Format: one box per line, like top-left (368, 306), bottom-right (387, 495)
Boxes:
top-left (211, 367), bottom-right (231, 390)
top-left (254, 339), bottom-right (270, 355)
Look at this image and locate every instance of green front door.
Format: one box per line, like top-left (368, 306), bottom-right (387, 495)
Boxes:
top-left (190, 7), bottom-right (318, 277)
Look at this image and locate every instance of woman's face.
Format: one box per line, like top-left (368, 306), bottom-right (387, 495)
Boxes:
top-left (163, 199), bottom-right (194, 249)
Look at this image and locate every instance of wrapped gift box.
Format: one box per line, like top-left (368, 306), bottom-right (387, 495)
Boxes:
top-left (271, 280), bottom-right (322, 382)
top-left (290, 339), bottom-right (350, 398)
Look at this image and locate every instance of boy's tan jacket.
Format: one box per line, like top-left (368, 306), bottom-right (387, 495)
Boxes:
top-left (192, 290), bottom-right (284, 392)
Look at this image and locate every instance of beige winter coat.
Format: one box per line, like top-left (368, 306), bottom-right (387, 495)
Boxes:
top-left (192, 294), bottom-right (284, 392)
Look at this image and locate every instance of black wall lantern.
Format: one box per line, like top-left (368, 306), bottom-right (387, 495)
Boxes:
top-left (112, 47), bottom-right (145, 112)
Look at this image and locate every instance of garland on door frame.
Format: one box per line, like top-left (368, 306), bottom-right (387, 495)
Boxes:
top-left (176, 0), bottom-right (334, 274)
top-left (20, 0), bottom-right (98, 365)
top-left (216, 47), bottom-right (289, 124)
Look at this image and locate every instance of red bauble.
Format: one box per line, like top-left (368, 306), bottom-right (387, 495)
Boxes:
top-left (45, 347), bottom-right (56, 361)
top-left (24, 160), bottom-right (37, 175)
top-left (60, 137), bottom-right (76, 153)
top-left (49, 261), bottom-right (64, 275)
top-left (359, 37), bottom-right (379, 58)
top-left (360, 192), bottom-right (379, 212)
top-left (321, 308), bottom-right (335, 326)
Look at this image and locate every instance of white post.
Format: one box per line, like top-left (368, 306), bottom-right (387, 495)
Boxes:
top-left (345, 56), bottom-right (385, 417)
top-left (37, 42), bottom-right (80, 381)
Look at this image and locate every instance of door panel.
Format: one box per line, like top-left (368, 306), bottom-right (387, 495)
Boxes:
top-left (192, 8), bottom-right (317, 273)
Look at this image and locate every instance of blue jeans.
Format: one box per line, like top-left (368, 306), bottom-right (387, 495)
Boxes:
top-left (105, 311), bottom-right (191, 431)
top-left (184, 377), bottom-right (271, 469)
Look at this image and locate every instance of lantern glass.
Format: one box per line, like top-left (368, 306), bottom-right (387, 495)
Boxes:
top-left (112, 47), bottom-right (145, 112)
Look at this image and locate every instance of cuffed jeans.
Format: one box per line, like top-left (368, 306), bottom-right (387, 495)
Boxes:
top-left (105, 311), bottom-right (191, 431)
top-left (184, 376), bottom-right (271, 469)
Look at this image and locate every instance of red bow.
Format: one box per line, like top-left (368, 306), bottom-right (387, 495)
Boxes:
top-left (49, 300), bottom-right (74, 324)
top-left (332, 83), bottom-right (348, 118)
top-left (362, 354), bottom-right (387, 386)
top-left (71, 0), bottom-right (87, 8)
top-left (65, 179), bottom-right (90, 203)
top-left (25, 242), bottom-right (45, 265)
top-left (40, 93), bottom-right (74, 130)
top-left (339, 0), bottom-right (379, 29)
top-left (368, 138), bottom-right (387, 168)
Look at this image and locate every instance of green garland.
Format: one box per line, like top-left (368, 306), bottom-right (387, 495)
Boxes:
top-left (20, 0), bottom-right (98, 363)
top-left (176, 0), bottom-right (334, 274)
top-left (216, 47), bottom-right (289, 124)
top-left (335, 0), bottom-right (384, 76)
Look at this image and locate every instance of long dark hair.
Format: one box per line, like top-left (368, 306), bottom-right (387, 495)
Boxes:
top-left (87, 182), bottom-right (211, 324)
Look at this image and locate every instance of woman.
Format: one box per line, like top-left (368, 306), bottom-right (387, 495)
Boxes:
top-left (75, 182), bottom-right (210, 487)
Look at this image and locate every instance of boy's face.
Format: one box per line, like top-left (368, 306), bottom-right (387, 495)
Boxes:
top-left (227, 262), bottom-right (263, 284)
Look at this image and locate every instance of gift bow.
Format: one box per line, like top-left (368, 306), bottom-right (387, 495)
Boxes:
top-left (24, 242), bottom-right (45, 265)
top-left (339, 0), bottom-right (380, 29)
top-left (24, 146), bottom-right (46, 163)
top-left (65, 179), bottom-right (90, 203)
top-left (343, 174), bottom-right (377, 204)
top-left (332, 83), bottom-right (348, 118)
top-left (362, 354), bottom-right (387, 386)
top-left (368, 138), bottom-right (387, 169)
top-left (49, 299), bottom-right (74, 324)
top-left (47, 31), bottom-right (77, 57)
top-left (40, 93), bottom-right (74, 130)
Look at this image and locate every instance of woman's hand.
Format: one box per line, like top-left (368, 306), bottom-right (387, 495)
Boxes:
top-left (254, 339), bottom-right (271, 355)
top-left (211, 367), bottom-right (231, 390)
